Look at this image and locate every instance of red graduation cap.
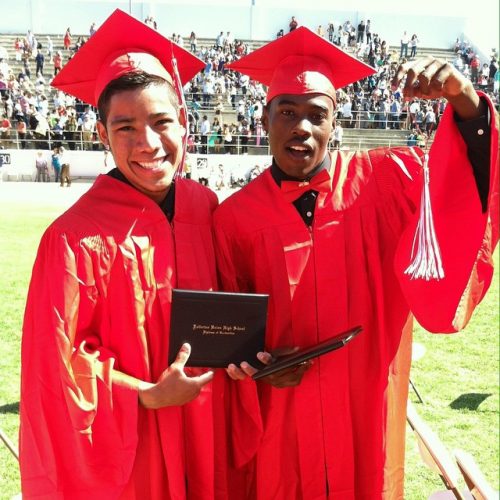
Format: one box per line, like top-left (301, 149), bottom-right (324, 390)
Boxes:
top-left (227, 26), bottom-right (376, 103)
top-left (51, 9), bottom-right (204, 106)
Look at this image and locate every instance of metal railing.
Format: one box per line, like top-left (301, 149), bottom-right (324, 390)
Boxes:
top-left (0, 130), bottom-right (104, 151)
top-left (0, 116), bottom-right (434, 153)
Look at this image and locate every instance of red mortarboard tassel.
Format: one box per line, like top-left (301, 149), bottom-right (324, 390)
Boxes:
top-left (170, 55), bottom-right (188, 179)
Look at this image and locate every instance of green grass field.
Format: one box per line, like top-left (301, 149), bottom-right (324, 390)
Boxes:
top-left (0, 186), bottom-right (498, 499)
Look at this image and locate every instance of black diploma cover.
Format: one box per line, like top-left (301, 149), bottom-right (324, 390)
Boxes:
top-left (168, 289), bottom-right (269, 367)
top-left (252, 326), bottom-right (362, 380)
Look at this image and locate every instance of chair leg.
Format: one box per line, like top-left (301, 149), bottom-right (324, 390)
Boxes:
top-left (409, 378), bottom-right (424, 404)
top-left (0, 427), bottom-right (19, 461)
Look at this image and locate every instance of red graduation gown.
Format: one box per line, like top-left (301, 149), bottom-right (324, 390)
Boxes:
top-left (19, 175), bottom-right (223, 499)
top-left (213, 98), bottom-right (498, 499)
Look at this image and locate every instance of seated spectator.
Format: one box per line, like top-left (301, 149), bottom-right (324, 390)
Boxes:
top-left (187, 134), bottom-right (197, 154)
top-left (51, 118), bottom-right (65, 148)
top-left (0, 114), bottom-right (11, 144)
top-left (235, 40), bottom-right (246, 56)
top-left (416, 129), bottom-right (427, 148)
top-left (407, 129), bottom-right (417, 146)
top-left (479, 63), bottom-right (490, 89)
top-left (16, 118), bottom-right (27, 149)
top-left (454, 53), bottom-right (464, 72)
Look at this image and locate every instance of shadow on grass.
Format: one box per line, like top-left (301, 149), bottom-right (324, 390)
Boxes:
top-left (450, 393), bottom-right (492, 411)
top-left (0, 402), bottom-right (19, 414)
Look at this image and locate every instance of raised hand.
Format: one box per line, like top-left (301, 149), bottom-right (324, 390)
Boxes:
top-left (392, 56), bottom-right (483, 120)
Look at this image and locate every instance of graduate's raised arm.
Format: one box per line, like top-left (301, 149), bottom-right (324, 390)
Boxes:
top-left (391, 55), bottom-right (486, 120)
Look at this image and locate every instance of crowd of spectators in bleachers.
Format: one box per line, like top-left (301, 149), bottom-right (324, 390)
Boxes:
top-left (0, 15), bottom-right (498, 154)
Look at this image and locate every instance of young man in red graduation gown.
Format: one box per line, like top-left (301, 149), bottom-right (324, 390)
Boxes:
top-left (20, 10), bottom-right (224, 499)
top-left (213, 28), bottom-right (498, 498)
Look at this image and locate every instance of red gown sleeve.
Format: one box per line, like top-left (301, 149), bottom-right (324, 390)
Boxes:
top-left (394, 94), bottom-right (499, 332)
top-left (20, 227), bottom-right (139, 499)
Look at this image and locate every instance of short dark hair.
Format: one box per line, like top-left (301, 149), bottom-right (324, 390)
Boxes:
top-left (97, 72), bottom-right (180, 125)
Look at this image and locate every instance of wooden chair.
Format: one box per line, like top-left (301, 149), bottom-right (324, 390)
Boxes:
top-left (410, 341), bottom-right (427, 404)
top-left (406, 401), bottom-right (470, 499)
top-left (0, 427), bottom-right (19, 461)
top-left (454, 449), bottom-right (498, 500)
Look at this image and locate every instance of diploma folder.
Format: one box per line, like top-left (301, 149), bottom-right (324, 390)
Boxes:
top-left (252, 326), bottom-right (362, 380)
top-left (168, 289), bottom-right (269, 367)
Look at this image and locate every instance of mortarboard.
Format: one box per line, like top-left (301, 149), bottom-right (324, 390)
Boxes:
top-left (51, 9), bottom-right (204, 107)
top-left (228, 27), bottom-right (447, 283)
top-left (226, 26), bottom-right (376, 103)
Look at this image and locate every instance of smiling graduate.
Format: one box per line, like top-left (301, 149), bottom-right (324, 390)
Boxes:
top-left (19, 10), bottom-right (225, 499)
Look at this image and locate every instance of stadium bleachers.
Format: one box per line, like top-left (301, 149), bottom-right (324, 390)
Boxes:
top-left (0, 29), bottom-right (488, 152)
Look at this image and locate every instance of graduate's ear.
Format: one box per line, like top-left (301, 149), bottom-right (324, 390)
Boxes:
top-left (96, 121), bottom-right (109, 147)
top-left (261, 105), bottom-right (269, 133)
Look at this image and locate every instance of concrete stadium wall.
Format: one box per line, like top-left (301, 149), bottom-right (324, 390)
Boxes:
top-left (0, 149), bottom-right (113, 180)
top-left (0, 0), bottom-right (479, 51)
top-left (0, 148), bottom-right (272, 182)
